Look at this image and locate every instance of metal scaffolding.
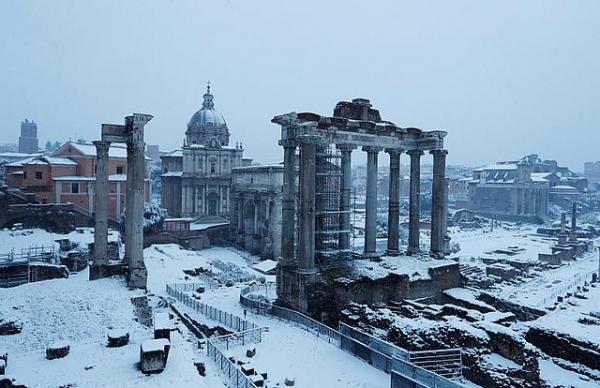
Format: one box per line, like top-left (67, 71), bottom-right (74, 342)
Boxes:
top-left (313, 145), bottom-right (351, 267)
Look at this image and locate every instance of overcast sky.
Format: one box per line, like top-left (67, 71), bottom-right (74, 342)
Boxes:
top-left (1, 1), bottom-right (598, 170)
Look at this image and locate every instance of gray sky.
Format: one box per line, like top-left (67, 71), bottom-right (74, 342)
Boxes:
top-left (1, 0), bottom-right (599, 170)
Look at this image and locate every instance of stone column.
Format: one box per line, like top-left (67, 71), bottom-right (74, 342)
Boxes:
top-left (280, 140), bottom-right (297, 266)
top-left (93, 140), bottom-right (110, 268)
top-left (298, 142), bottom-right (317, 274)
top-left (124, 142), bottom-right (134, 262)
top-left (386, 149), bottom-right (402, 256)
top-left (363, 146), bottom-right (381, 258)
top-left (430, 149), bottom-right (447, 256)
top-left (569, 202), bottom-right (578, 242)
top-left (407, 150), bottom-right (424, 255)
top-left (253, 197), bottom-right (259, 235)
top-left (127, 113), bottom-right (152, 289)
top-left (87, 182), bottom-right (94, 215)
top-left (442, 176), bottom-right (451, 255)
top-left (115, 182), bottom-right (121, 218)
top-left (337, 144), bottom-right (355, 250)
top-left (55, 181), bottom-right (62, 204)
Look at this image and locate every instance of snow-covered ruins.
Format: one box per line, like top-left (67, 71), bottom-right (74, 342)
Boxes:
top-left (1, 3), bottom-right (599, 387)
top-left (1, 92), bottom-right (599, 388)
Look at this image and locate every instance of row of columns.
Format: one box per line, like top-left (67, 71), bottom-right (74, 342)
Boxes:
top-left (279, 140), bottom-right (449, 273)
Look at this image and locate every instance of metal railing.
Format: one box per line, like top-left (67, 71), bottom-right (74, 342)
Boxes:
top-left (409, 348), bottom-right (463, 379)
top-left (168, 282), bottom-right (261, 388)
top-left (210, 327), bottom-right (264, 350)
top-left (240, 283), bottom-right (341, 345)
top-left (167, 283), bottom-right (258, 333)
top-left (391, 357), bottom-right (464, 388)
top-left (207, 339), bottom-right (257, 388)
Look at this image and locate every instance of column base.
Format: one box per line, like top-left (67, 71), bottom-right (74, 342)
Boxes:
top-left (429, 251), bottom-right (445, 259)
top-left (407, 246), bottom-right (420, 256)
top-left (363, 251), bottom-right (381, 261)
top-left (128, 265), bottom-right (148, 290)
top-left (385, 249), bottom-right (401, 257)
top-left (442, 235), bottom-right (452, 256)
top-left (296, 268), bottom-right (318, 276)
top-left (89, 263), bottom-right (127, 280)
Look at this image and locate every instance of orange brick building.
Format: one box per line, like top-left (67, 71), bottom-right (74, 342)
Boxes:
top-left (4, 141), bottom-right (149, 219)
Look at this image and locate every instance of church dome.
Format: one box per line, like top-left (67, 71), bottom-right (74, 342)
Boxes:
top-left (185, 83), bottom-right (230, 147)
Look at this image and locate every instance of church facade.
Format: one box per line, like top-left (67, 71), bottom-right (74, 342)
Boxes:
top-left (161, 85), bottom-right (249, 218)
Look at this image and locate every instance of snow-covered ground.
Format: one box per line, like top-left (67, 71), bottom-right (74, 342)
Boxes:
top-left (149, 246), bottom-right (390, 388)
top-left (0, 266), bottom-right (217, 387)
top-left (0, 227), bottom-right (119, 253)
top-left (1, 229), bottom-right (389, 387)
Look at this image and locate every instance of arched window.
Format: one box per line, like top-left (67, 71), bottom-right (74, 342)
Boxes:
top-left (210, 162), bottom-right (216, 174)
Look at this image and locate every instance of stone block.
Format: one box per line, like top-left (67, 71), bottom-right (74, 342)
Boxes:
top-left (153, 312), bottom-right (171, 341)
top-left (0, 320), bottom-right (22, 336)
top-left (46, 342), bottom-right (70, 360)
top-left (241, 364), bottom-right (254, 376)
top-left (140, 339), bottom-right (170, 374)
top-left (107, 330), bottom-right (129, 347)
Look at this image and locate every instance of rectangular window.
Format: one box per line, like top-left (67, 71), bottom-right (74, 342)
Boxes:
top-left (116, 166), bottom-right (124, 174)
top-left (35, 171), bottom-right (43, 180)
top-left (71, 183), bottom-right (79, 193)
top-left (23, 171), bottom-right (27, 179)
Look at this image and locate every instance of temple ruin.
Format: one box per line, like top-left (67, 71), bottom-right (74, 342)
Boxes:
top-left (272, 98), bottom-right (454, 314)
top-left (91, 113), bottom-right (153, 289)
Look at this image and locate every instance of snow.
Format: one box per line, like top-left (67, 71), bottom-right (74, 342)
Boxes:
top-left (443, 288), bottom-right (494, 310)
top-left (189, 222), bottom-right (229, 231)
top-left (197, 287), bottom-right (389, 388)
top-left (154, 312), bottom-right (171, 331)
top-left (252, 259), bottom-right (277, 274)
top-left (539, 358), bottom-right (599, 388)
top-left (353, 254), bottom-right (455, 281)
top-left (0, 227), bottom-right (119, 253)
top-left (8, 327), bottom-right (219, 388)
top-left (482, 353), bottom-right (520, 370)
top-left (141, 338), bottom-right (170, 353)
top-left (531, 280), bottom-right (600, 344)
top-left (0, 269), bottom-right (143, 355)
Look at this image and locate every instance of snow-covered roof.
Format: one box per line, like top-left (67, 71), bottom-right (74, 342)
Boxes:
top-left (5, 156), bottom-right (37, 167)
top-left (252, 259), bottom-right (278, 274)
top-left (161, 150), bottom-right (183, 158)
top-left (52, 174), bottom-right (129, 182)
top-left (161, 171), bottom-right (183, 177)
top-left (23, 156), bottom-right (78, 166)
top-left (232, 163), bottom-right (284, 171)
top-left (52, 176), bottom-right (94, 182)
top-left (474, 164), bottom-right (518, 172)
top-left (0, 152), bottom-right (42, 159)
top-left (56, 141), bottom-right (129, 159)
top-left (530, 173), bottom-right (550, 182)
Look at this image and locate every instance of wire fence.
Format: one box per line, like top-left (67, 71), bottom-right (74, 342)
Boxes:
top-left (239, 284), bottom-right (463, 386)
top-left (167, 283), bottom-right (258, 332)
top-left (210, 327), bottom-right (264, 350)
top-left (240, 283), bottom-right (341, 345)
top-left (168, 282), bottom-right (264, 388)
top-left (207, 339), bottom-right (257, 388)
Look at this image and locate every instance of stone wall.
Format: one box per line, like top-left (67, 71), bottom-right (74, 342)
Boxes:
top-left (525, 327), bottom-right (600, 370)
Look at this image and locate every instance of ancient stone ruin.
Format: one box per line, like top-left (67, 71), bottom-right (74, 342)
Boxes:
top-left (90, 113), bottom-right (152, 289)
